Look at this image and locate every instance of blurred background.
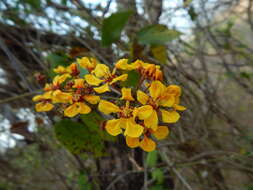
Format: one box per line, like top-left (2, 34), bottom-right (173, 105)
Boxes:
top-left (0, 0), bottom-right (253, 189)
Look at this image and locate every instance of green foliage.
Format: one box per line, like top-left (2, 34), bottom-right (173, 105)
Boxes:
top-left (240, 72), bottom-right (252, 79)
top-left (246, 186), bottom-right (253, 190)
top-left (61, 0), bottom-right (68, 6)
top-left (77, 64), bottom-right (89, 78)
top-left (80, 111), bottom-right (115, 141)
top-left (151, 169), bottom-right (164, 184)
top-left (78, 172), bottom-right (92, 190)
top-left (101, 11), bottom-right (133, 46)
top-left (22, 0), bottom-right (41, 9)
top-left (149, 184), bottom-right (167, 190)
top-left (188, 6), bottom-right (198, 21)
top-left (121, 70), bottom-right (140, 88)
top-left (146, 150), bottom-right (158, 168)
top-left (54, 119), bottom-right (104, 156)
top-left (137, 24), bottom-right (181, 45)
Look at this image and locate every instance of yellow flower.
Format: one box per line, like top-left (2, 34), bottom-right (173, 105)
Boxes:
top-left (125, 135), bottom-right (157, 152)
top-left (126, 125), bottom-right (169, 151)
top-left (35, 102), bottom-right (54, 112)
top-left (98, 100), bottom-right (143, 138)
top-left (121, 88), bottom-right (134, 101)
top-left (53, 65), bottom-right (68, 74)
top-left (115, 59), bottom-right (163, 81)
top-left (115, 59), bottom-right (138, 70)
top-left (77, 57), bottom-right (97, 72)
top-left (85, 64), bottom-right (128, 93)
top-left (64, 102), bottom-right (91, 117)
top-left (69, 63), bottom-right (81, 76)
top-left (52, 90), bottom-right (72, 104)
top-left (126, 136), bottom-right (140, 148)
top-left (33, 92), bottom-right (54, 112)
top-left (62, 79), bottom-right (100, 117)
top-left (64, 95), bottom-right (99, 118)
top-left (72, 79), bottom-right (85, 89)
top-left (135, 81), bottom-right (185, 129)
top-left (139, 135), bottom-right (156, 152)
top-left (53, 74), bottom-right (71, 87)
top-left (152, 126), bottom-right (169, 140)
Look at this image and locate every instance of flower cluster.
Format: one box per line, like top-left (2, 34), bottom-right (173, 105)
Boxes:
top-left (33, 57), bottom-right (186, 152)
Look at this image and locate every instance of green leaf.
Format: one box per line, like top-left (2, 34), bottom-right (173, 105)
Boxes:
top-left (77, 64), bottom-right (89, 77)
top-left (188, 6), bottom-right (198, 21)
top-left (101, 10), bottom-right (133, 46)
top-left (78, 171), bottom-right (92, 190)
top-left (121, 70), bottom-right (140, 88)
top-left (61, 0), bottom-right (67, 6)
top-left (146, 150), bottom-right (158, 168)
top-left (23, 0), bottom-right (41, 9)
top-left (149, 185), bottom-right (166, 190)
top-left (247, 186), bottom-right (253, 190)
top-left (151, 169), bottom-right (164, 184)
top-left (54, 119), bottom-right (104, 156)
top-left (137, 24), bottom-right (182, 45)
top-left (80, 112), bottom-right (115, 141)
top-left (240, 72), bottom-right (252, 79)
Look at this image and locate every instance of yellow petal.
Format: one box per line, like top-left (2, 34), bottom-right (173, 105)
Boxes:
top-left (42, 91), bottom-right (53, 99)
top-left (144, 110), bottom-right (158, 131)
top-left (115, 59), bottom-right (129, 69)
top-left (124, 118), bottom-right (143, 138)
top-left (153, 126), bottom-right (169, 140)
top-left (67, 63), bottom-right (78, 72)
top-left (73, 79), bottom-right (85, 88)
top-left (94, 83), bottom-right (110, 93)
top-left (85, 74), bottom-right (103, 86)
top-left (53, 74), bottom-right (70, 85)
top-left (149, 80), bottom-right (165, 100)
top-left (35, 102), bottom-right (54, 112)
top-left (126, 136), bottom-right (140, 148)
top-left (174, 104), bottom-right (186, 111)
top-left (160, 109), bottom-right (180, 123)
top-left (53, 65), bottom-right (67, 74)
top-left (166, 85), bottom-right (181, 97)
top-left (78, 102), bottom-right (91, 114)
top-left (131, 60), bottom-right (144, 69)
top-left (77, 57), bottom-right (97, 71)
top-left (159, 94), bottom-right (175, 107)
top-left (52, 90), bottom-right (72, 103)
top-left (137, 90), bottom-right (149, 105)
top-left (44, 83), bottom-right (52, 91)
top-left (132, 108), bottom-right (138, 120)
top-left (93, 64), bottom-right (110, 78)
top-left (154, 69), bottom-right (163, 81)
top-left (136, 105), bottom-right (154, 120)
top-left (140, 136), bottom-right (156, 152)
top-left (64, 103), bottom-right (80, 117)
top-left (83, 95), bottom-right (100, 104)
top-left (32, 95), bottom-right (44, 102)
top-left (110, 74), bottom-right (128, 84)
top-left (98, 100), bottom-right (120, 114)
top-left (115, 59), bottom-right (136, 70)
top-left (105, 119), bottom-right (122, 136)
top-left (121, 88), bottom-right (134, 101)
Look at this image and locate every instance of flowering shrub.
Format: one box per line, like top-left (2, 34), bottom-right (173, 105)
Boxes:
top-left (33, 57), bottom-right (186, 152)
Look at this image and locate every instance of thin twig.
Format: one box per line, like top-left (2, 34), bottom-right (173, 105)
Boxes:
top-left (159, 148), bottom-right (194, 190)
top-left (0, 91), bottom-right (40, 104)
